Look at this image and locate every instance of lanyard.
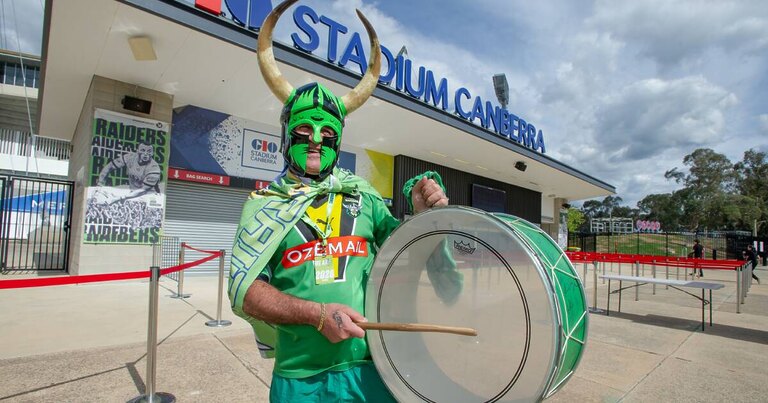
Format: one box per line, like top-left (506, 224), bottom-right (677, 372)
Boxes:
top-left (301, 193), bottom-right (336, 248)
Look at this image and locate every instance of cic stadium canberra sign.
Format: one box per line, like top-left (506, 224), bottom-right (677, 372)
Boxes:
top-left (191, 0), bottom-right (547, 154)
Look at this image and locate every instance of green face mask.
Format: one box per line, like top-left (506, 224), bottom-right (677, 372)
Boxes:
top-left (280, 83), bottom-right (346, 180)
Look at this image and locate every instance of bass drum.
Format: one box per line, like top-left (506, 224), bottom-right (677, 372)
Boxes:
top-left (366, 207), bottom-right (587, 402)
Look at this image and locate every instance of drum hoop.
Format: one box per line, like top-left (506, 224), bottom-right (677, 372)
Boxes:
top-left (494, 213), bottom-right (589, 397)
top-left (506, 224), bottom-right (564, 396)
top-left (374, 229), bottom-right (535, 403)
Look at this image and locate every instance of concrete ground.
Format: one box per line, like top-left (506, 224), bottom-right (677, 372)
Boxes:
top-left (0, 263), bottom-right (766, 402)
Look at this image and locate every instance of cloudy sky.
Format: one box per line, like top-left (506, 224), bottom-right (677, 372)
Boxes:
top-left (4, 0), bottom-right (767, 206)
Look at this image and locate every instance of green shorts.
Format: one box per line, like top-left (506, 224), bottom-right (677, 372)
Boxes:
top-left (269, 362), bottom-right (396, 403)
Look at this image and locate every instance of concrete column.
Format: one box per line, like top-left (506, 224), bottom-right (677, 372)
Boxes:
top-left (67, 76), bottom-right (173, 275)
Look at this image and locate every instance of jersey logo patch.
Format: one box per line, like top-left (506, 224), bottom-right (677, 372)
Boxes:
top-left (282, 236), bottom-right (368, 268)
top-left (342, 198), bottom-right (361, 217)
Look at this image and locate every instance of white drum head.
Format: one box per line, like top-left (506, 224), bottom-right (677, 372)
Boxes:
top-left (366, 207), bottom-right (561, 402)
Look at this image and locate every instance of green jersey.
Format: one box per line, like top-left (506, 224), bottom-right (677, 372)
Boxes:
top-left (259, 191), bottom-right (399, 378)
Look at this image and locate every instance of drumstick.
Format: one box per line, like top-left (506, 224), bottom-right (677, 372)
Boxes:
top-left (358, 322), bottom-right (477, 336)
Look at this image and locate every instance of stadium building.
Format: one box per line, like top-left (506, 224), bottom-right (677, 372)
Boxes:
top-left (15, 0), bottom-right (614, 275)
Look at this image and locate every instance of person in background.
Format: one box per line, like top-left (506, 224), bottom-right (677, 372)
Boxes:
top-left (744, 244), bottom-right (760, 284)
top-left (692, 239), bottom-right (704, 277)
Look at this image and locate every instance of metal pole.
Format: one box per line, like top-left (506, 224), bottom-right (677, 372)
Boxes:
top-left (652, 261), bottom-right (656, 295)
top-left (736, 265), bottom-right (741, 314)
top-left (170, 243), bottom-right (190, 299)
top-left (589, 261), bottom-right (603, 313)
top-left (602, 261), bottom-right (606, 284)
top-left (206, 250), bottom-right (232, 327)
top-left (128, 266), bottom-right (175, 403)
top-left (582, 262), bottom-right (587, 285)
top-left (635, 261), bottom-right (639, 301)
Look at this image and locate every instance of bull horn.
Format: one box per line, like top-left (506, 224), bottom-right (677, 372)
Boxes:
top-left (340, 9), bottom-right (381, 114)
top-left (257, 1), bottom-right (381, 114)
top-left (257, 0), bottom-right (297, 103)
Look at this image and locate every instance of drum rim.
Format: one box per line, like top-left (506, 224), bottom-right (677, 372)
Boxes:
top-left (368, 206), bottom-right (564, 402)
top-left (493, 212), bottom-right (590, 397)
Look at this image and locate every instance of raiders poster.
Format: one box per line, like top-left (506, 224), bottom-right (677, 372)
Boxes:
top-left (83, 109), bottom-right (169, 244)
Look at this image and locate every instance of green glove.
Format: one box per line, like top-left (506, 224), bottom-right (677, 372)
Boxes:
top-left (402, 171), bottom-right (447, 213)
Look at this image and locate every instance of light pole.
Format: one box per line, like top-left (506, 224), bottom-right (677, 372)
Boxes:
top-left (492, 74), bottom-right (509, 110)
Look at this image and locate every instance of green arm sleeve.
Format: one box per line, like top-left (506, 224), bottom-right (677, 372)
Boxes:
top-left (401, 170), bottom-right (447, 214)
top-left (371, 195), bottom-right (400, 248)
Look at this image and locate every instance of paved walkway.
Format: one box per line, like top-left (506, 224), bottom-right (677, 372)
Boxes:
top-left (1, 264), bottom-right (766, 402)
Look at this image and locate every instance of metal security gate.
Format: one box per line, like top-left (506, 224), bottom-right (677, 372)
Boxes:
top-left (163, 181), bottom-right (251, 275)
top-left (1, 176), bottom-right (74, 272)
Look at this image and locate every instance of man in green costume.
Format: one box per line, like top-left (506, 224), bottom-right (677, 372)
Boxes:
top-left (228, 1), bottom-right (449, 401)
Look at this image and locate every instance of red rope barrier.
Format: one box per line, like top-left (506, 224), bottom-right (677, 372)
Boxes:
top-left (0, 251), bottom-right (223, 290)
top-left (161, 252), bottom-right (221, 276)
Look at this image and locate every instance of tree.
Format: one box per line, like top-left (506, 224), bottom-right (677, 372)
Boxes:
top-left (566, 208), bottom-right (585, 232)
top-left (664, 148), bottom-right (734, 230)
top-left (734, 149), bottom-right (768, 234)
top-left (581, 199), bottom-right (603, 219)
top-left (638, 192), bottom-right (684, 230)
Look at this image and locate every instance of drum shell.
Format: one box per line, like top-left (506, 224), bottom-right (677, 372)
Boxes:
top-left (365, 207), bottom-right (588, 402)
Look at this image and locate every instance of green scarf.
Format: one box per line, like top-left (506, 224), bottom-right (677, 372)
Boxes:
top-left (228, 168), bottom-right (380, 358)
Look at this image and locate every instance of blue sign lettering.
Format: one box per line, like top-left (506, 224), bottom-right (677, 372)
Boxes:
top-left (291, 5), bottom-right (320, 53)
top-left (201, 2), bottom-right (548, 154)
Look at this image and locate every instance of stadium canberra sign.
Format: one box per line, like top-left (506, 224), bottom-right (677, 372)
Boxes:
top-left (192, 0), bottom-right (546, 154)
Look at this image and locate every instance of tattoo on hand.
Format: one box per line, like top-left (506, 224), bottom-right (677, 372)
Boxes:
top-left (332, 311), bottom-right (343, 329)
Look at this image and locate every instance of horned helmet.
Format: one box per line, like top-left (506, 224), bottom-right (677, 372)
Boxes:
top-left (257, 0), bottom-right (381, 180)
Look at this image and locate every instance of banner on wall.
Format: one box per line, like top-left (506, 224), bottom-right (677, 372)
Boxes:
top-left (83, 109), bottom-right (170, 244)
top-left (171, 105), bottom-right (282, 180)
top-left (171, 105), bottom-right (359, 184)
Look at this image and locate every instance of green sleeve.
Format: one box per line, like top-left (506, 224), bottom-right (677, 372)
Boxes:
top-left (371, 194), bottom-right (400, 249)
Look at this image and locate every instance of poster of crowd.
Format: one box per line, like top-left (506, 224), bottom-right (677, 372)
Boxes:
top-left (83, 109), bottom-right (169, 244)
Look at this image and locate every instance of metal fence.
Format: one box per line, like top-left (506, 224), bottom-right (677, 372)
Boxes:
top-left (567, 231), bottom-right (747, 259)
top-left (152, 235), bottom-right (181, 280)
top-left (1, 175), bottom-right (74, 272)
top-left (0, 129), bottom-right (72, 160)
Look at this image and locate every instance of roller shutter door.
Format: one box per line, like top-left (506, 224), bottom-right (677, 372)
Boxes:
top-left (164, 181), bottom-right (252, 275)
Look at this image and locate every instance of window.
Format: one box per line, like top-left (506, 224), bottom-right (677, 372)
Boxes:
top-left (471, 184), bottom-right (506, 213)
top-left (0, 62), bottom-right (40, 88)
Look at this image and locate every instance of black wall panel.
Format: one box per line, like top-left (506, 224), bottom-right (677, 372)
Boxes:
top-left (393, 155), bottom-right (541, 223)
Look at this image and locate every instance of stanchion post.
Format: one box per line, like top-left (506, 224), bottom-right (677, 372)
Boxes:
top-left (745, 262), bottom-right (752, 300)
top-left (652, 261), bottom-right (656, 295)
top-left (171, 243), bottom-right (190, 299)
top-left (129, 266), bottom-right (175, 403)
top-left (582, 262), bottom-right (587, 285)
top-left (206, 250), bottom-right (232, 328)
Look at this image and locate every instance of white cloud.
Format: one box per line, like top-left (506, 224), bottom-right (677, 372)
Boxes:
top-left (0, 0), bottom-right (43, 54)
top-left (587, 0), bottom-right (768, 68)
top-left (596, 76), bottom-right (737, 160)
top-left (759, 114), bottom-right (768, 132)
